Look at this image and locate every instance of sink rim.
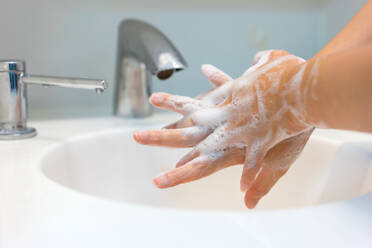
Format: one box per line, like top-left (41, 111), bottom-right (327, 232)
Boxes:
top-left (37, 125), bottom-right (370, 215)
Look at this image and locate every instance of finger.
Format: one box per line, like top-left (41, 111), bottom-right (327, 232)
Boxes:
top-left (163, 117), bottom-right (194, 129)
top-left (200, 80), bottom-right (233, 105)
top-left (163, 121), bottom-right (179, 129)
top-left (176, 143), bottom-right (246, 168)
top-left (154, 146), bottom-right (246, 188)
top-left (201, 64), bottom-right (232, 87)
top-left (196, 65), bottom-right (233, 102)
top-left (176, 148), bottom-right (200, 167)
top-left (252, 50), bottom-right (273, 65)
top-left (262, 129), bottom-right (313, 170)
top-left (133, 127), bottom-right (209, 148)
top-left (240, 144), bottom-right (267, 192)
top-left (243, 50), bottom-right (273, 76)
top-left (244, 164), bottom-right (288, 209)
top-left (150, 92), bottom-right (206, 115)
top-left (243, 50), bottom-right (291, 76)
top-left (243, 129), bottom-right (313, 209)
top-left (154, 158), bottom-right (215, 188)
top-left (253, 50), bottom-right (290, 65)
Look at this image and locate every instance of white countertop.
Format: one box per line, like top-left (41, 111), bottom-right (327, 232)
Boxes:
top-left (1, 115), bottom-right (371, 248)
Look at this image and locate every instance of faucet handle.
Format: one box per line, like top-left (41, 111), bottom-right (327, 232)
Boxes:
top-left (0, 60), bottom-right (25, 72)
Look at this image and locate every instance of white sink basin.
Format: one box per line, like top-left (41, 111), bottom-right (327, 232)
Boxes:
top-left (2, 117), bottom-right (372, 248)
top-left (40, 127), bottom-right (372, 211)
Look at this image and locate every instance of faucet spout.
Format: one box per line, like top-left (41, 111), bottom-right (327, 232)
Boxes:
top-left (22, 75), bottom-right (107, 91)
top-left (114, 19), bottom-right (187, 118)
top-left (0, 60), bottom-right (107, 140)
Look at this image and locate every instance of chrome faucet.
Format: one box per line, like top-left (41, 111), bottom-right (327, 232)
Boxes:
top-left (114, 19), bottom-right (187, 117)
top-left (0, 60), bottom-right (107, 140)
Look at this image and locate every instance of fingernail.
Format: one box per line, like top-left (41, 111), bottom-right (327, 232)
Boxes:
top-left (175, 162), bottom-right (183, 168)
top-left (240, 182), bottom-right (251, 192)
top-left (245, 198), bottom-right (259, 209)
top-left (150, 94), bottom-right (163, 104)
top-left (133, 131), bottom-right (148, 142)
top-left (201, 64), bottom-right (215, 76)
top-left (153, 173), bottom-right (169, 188)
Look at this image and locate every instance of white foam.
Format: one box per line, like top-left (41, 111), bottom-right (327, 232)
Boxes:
top-left (165, 52), bottom-right (315, 179)
top-left (167, 95), bottom-right (211, 115)
top-left (309, 58), bottom-right (320, 100)
top-left (181, 126), bottom-right (209, 140)
top-left (202, 80), bottom-right (233, 105)
top-left (267, 70), bottom-right (283, 94)
top-left (244, 130), bottom-right (272, 169)
top-left (285, 63), bottom-right (307, 120)
top-left (191, 107), bottom-right (229, 129)
top-left (254, 83), bottom-right (267, 120)
top-left (243, 50), bottom-right (273, 76)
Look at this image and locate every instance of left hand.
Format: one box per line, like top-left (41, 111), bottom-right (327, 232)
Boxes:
top-left (134, 50), bottom-right (314, 208)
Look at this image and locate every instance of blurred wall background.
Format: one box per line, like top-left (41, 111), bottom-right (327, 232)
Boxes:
top-left (0, 0), bottom-right (367, 119)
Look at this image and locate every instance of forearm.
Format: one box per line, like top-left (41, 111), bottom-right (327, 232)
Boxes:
top-left (303, 44), bottom-right (372, 132)
top-left (316, 0), bottom-right (372, 57)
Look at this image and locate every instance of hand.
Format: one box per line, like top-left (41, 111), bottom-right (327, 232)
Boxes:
top-left (134, 50), bottom-right (314, 209)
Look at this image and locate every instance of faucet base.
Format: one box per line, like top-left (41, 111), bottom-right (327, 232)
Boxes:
top-left (114, 57), bottom-right (153, 118)
top-left (0, 127), bottom-right (37, 140)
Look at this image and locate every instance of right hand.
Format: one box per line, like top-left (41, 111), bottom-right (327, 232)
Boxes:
top-left (196, 59), bottom-right (314, 208)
